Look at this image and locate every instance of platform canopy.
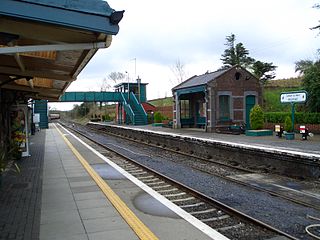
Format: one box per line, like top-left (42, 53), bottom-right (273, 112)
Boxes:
top-left (0, 0), bottom-right (124, 100)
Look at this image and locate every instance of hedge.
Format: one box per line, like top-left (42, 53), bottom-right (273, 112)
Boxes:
top-left (265, 112), bottom-right (320, 124)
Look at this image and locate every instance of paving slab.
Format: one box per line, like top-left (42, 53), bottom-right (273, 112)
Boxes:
top-left (73, 191), bottom-right (106, 201)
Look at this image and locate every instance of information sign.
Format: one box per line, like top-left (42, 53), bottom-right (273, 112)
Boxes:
top-left (280, 91), bottom-right (307, 103)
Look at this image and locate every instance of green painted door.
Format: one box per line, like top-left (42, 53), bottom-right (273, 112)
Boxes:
top-left (245, 95), bottom-right (256, 129)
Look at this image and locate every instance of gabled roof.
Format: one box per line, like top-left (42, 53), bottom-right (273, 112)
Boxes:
top-left (0, 0), bottom-right (123, 101)
top-left (172, 68), bottom-right (228, 91)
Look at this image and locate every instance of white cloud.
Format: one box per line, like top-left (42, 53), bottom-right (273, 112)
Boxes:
top-left (54, 0), bottom-right (319, 110)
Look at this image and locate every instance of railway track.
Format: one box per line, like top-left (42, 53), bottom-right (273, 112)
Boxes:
top-left (85, 122), bottom-right (320, 213)
top-left (58, 122), bottom-right (299, 240)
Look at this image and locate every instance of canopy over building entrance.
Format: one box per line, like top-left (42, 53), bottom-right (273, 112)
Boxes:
top-left (0, 0), bottom-right (124, 152)
top-left (0, 0), bottom-right (123, 100)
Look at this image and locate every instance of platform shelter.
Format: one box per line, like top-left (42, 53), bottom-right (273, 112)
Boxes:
top-left (172, 66), bottom-right (262, 132)
top-left (0, 0), bottom-right (123, 155)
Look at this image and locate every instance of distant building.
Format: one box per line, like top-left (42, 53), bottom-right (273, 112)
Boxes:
top-left (172, 66), bottom-right (262, 132)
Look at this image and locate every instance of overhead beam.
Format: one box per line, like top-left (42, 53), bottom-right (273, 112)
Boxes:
top-left (0, 42), bottom-right (109, 54)
top-left (0, 66), bottom-right (75, 81)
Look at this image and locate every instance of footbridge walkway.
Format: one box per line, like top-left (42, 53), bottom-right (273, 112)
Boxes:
top-left (59, 91), bottom-right (147, 125)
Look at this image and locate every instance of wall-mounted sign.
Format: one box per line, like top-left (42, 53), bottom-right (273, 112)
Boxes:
top-left (280, 91), bottom-right (307, 103)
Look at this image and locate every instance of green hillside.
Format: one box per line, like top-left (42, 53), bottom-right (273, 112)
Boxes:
top-left (264, 77), bottom-right (304, 112)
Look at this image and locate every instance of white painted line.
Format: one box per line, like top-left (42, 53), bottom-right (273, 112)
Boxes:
top-left (58, 123), bottom-right (230, 240)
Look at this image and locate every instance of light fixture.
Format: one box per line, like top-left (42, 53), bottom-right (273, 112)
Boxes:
top-left (110, 10), bottom-right (125, 25)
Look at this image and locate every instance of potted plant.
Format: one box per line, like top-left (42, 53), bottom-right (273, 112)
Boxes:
top-left (284, 116), bottom-right (295, 140)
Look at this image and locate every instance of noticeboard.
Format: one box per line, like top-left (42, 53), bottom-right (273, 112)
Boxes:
top-left (280, 91), bottom-right (307, 103)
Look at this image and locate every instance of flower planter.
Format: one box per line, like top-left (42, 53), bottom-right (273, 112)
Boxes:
top-left (285, 132), bottom-right (295, 140)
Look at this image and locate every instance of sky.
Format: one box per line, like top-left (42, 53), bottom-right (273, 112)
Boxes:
top-left (50, 0), bottom-right (319, 110)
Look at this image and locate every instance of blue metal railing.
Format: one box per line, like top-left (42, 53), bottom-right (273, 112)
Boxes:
top-left (59, 92), bottom-right (123, 102)
top-left (120, 93), bottom-right (135, 124)
top-left (129, 92), bottom-right (147, 124)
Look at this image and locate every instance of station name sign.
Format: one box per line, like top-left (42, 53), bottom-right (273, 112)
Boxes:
top-left (280, 91), bottom-right (307, 103)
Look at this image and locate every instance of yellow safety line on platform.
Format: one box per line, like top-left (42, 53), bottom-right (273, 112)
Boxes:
top-left (54, 124), bottom-right (159, 240)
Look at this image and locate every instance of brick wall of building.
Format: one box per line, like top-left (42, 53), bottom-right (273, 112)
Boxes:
top-left (156, 106), bottom-right (173, 119)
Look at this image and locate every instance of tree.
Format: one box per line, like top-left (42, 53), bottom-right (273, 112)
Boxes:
top-left (101, 72), bottom-right (126, 91)
top-left (302, 63), bottom-right (320, 112)
top-left (100, 71), bottom-right (126, 110)
top-left (295, 60), bottom-right (314, 75)
top-left (295, 54), bottom-right (320, 112)
top-left (220, 34), bottom-right (255, 69)
top-left (170, 59), bottom-right (186, 85)
top-left (220, 34), bottom-right (277, 87)
top-left (252, 61), bottom-right (277, 85)
top-left (310, 3), bottom-right (320, 31)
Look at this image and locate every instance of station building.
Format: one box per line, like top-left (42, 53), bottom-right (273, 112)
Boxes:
top-left (172, 66), bottom-right (262, 132)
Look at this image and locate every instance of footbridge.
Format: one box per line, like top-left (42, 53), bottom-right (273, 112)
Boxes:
top-left (59, 91), bottom-right (147, 125)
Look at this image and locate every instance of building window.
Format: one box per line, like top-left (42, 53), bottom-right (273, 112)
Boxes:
top-left (180, 100), bottom-right (190, 118)
top-left (219, 95), bottom-right (230, 121)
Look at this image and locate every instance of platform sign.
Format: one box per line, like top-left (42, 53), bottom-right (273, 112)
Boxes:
top-left (280, 91), bottom-right (307, 103)
top-left (280, 90), bottom-right (307, 133)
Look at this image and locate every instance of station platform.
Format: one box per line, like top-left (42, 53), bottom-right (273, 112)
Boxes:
top-left (106, 123), bottom-right (320, 157)
top-left (0, 124), bottom-right (228, 240)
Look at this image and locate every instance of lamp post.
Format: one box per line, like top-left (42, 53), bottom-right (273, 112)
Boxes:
top-left (125, 71), bottom-right (129, 101)
top-left (137, 76), bottom-right (141, 103)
